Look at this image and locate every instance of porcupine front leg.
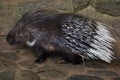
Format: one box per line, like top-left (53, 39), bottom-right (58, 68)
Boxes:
top-left (33, 45), bottom-right (47, 63)
top-left (26, 40), bottom-right (47, 63)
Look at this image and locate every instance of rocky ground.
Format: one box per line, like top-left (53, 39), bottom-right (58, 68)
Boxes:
top-left (0, 36), bottom-right (120, 80)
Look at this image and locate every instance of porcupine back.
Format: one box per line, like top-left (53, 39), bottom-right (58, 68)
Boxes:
top-left (59, 14), bottom-right (116, 63)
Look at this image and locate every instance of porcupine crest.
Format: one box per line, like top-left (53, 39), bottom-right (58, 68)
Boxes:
top-left (61, 15), bottom-right (116, 63)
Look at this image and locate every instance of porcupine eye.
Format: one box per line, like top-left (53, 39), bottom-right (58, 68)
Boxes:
top-left (14, 32), bottom-right (23, 43)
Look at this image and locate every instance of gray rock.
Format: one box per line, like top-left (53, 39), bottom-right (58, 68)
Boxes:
top-left (0, 52), bottom-right (20, 61)
top-left (111, 77), bottom-right (120, 80)
top-left (0, 60), bottom-right (17, 69)
top-left (91, 0), bottom-right (120, 16)
top-left (18, 0), bottom-right (73, 15)
top-left (0, 70), bottom-right (15, 80)
top-left (67, 75), bottom-right (104, 80)
top-left (37, 65), bottom-right (66, 80)
top-left (38, 70), bottom-right (66, 79)
top-left (112, 21), bottom-right (120, 37)
top-left (0, 63), bottom-right (7, 72)
top-left (20, 70), bottom-right (40, 80)
top-left (72, 0), bottom-right (89, 12)
top-left (18, 60), bottom-right (36, 69)
top-left (85, 61), bottom-right (107, 69)
top-left (87, 70), bottom-right (119, 76)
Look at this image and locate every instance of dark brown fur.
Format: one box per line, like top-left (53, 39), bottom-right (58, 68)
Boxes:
top-left (6, 10), bottom-right (96, 64)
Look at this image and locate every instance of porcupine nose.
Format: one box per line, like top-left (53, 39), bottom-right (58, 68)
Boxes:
top-left (6, 33), bottom-right (16, 45)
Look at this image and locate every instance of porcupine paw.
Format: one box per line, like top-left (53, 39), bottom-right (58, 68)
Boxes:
top-left (62, 57), bottom-right (72, 63)
top-left (57, 57), bottom-right (70, 64)
top-left (34, 57), bottom-right (46, 63)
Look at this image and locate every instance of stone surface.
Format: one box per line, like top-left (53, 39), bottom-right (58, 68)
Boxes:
top-left (0, 60), bottom-right (17, 69)
top-left (56, 63), bottom-right (86, 74)
top-left (18, 60), bottom-right (36, 69)
top-left (38, 70), bottom-right (66, 79)
top-left (18, 0), bottom-right (73, 16)
top-left (37, 65), bottom-right (66, 80)
top-left (112, 19), bottom-right (120, 37)
top-left (72, 0), bottom-right (89, 12)
top-left (0, 70), bottom-right (15, 80)
top-left (85, 61), bottom-right (107, 69)
top-left (67, 75), bottom-right (104, 80)
top-left (0, 63), bottom-right (7, 72)
top-left (111, 77), bottom-right (120, 80)
top-left (20, 70), bottom-right (40, 80)
top-left (87, 70), bottom-right (119, 77)
top-left (0, 52), bottom-right (20, 61)
top-left (91, 0), bottom-right (120, 16)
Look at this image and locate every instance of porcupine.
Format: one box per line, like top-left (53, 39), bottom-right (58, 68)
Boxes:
top-left (6, 10), bottom-right (116, 64)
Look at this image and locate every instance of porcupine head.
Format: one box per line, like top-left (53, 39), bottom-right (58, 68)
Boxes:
top-left (6, 20), bottom-right (34, 46)
top-left (6, 21), bottom-right (54, 52)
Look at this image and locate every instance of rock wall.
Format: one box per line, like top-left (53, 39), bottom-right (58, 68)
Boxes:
top-left (0, 0), bottom-right (120, 58)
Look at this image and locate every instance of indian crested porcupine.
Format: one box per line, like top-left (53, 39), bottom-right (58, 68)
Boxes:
top-left (6, 10), bottom-right (116, 64)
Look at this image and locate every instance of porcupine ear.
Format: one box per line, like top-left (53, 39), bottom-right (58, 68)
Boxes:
top-left (88, 22), bottom-right (116, 63)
